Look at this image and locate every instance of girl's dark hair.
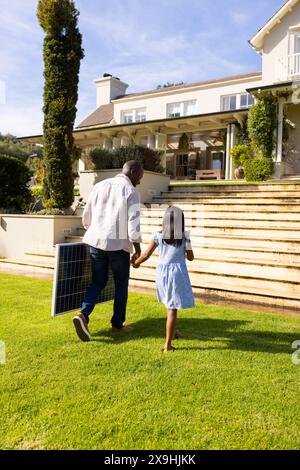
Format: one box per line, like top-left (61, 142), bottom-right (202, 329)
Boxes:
top-left (161, 206), bottom-right (185, 247)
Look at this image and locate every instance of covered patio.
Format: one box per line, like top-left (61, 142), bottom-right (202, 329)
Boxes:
top-left (22, 109), bottom-right (249, 181)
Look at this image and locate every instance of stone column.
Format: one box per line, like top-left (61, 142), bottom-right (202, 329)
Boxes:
top-left (120, 135), bottom-right (131, 147)
top-left (147, 134), bottom-right (155, 149)
top-left (103, 138), bottom-right (112, 150)
top-left (274, 97), bottom-right (285, 179)
top-left (225, 124), bottom-right (232, 180)
top-left (112, 136), bottom-right (121, 149)
top-left (230, 124), bottom-right (238, 180)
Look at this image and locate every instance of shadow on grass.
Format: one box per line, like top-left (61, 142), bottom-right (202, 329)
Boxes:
top-left (91, 317), bottom-right (298, 355)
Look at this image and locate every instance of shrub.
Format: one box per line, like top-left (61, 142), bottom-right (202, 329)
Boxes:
top-left (35, 208), bottom-right (65, 215)
top-left (244, 158), bottom-right (274, 182)
top-left (113, 145), bottom-right (164, 173)
top-left (248, 93), bottom-right (277, 158)
top-left (88, 145), bottom-right (164, 173)
top-left (89, 148), bottom-right (114, 170)
top-left (230, 145), bottom-right (251, 167)
top-left (27, 186), bottom-right (43, 213)
top-left (178, 133), bottom-right (189, 152)
top-left (0, 154), bottom-right (32, 211)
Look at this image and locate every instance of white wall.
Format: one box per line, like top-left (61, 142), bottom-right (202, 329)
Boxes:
top-left (262, 2), bottom-right (300, 83)
top-left (79, 170), bottom-right (170, 203)
top-left (113, 76), bottom-right (263, 124)
top-left (0, 215), bottom-right (82, 258)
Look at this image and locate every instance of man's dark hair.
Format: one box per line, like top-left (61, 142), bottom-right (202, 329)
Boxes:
top-left (122, 160), bottom-right (143, 174)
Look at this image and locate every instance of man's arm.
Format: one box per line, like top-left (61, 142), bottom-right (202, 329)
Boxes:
top-left (82, 191), bottom-right (93, 229)
top-left (127, 191), bottom-right (142, 261)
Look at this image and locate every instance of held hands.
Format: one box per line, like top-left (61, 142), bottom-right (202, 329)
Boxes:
top-left (131, 252), bottom-right (141, 269)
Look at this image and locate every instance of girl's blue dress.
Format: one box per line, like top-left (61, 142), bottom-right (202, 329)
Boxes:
top-left (153, 232), bottom-right (195, 310)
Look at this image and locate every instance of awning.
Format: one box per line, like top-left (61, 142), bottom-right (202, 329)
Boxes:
top-left (18, 108), bottom-right (249, 146)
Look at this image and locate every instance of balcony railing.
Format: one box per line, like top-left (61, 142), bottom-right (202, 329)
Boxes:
top-left (276, 53), bottom-right (300, 82)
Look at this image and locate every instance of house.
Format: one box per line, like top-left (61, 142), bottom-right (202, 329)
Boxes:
top-left (24, 0), bottom-right (300, 181)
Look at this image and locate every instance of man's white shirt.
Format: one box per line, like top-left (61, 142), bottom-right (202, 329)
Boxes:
top-left (82, 174), bottom-right (142, 253)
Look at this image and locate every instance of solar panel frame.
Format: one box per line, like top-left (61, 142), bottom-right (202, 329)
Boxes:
top-left (51, 242), bottom-right (115, 317)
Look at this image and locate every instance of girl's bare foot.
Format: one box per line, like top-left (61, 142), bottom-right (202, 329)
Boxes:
top-left (162, 345), bottom-right (176, 353)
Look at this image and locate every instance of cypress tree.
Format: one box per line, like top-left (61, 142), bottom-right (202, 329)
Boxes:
top-left (37, 0), bottom-right (84, 209)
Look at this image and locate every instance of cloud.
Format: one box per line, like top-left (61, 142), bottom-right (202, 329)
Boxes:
top-left (231, 11), bottom-right (250, 26)
top-left (0, 102), bottom-right (43, 137)
top-left (0, 80), bottom-right (5, 105)
top-left (0, 0), bottom-right (277, 136)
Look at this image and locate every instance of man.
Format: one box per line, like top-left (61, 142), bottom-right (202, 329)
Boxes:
top-left (73, 160), bottom-right (144, 342)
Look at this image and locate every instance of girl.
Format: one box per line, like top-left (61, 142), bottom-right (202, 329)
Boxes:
top-left (133, 206), bottom-right (195, 353)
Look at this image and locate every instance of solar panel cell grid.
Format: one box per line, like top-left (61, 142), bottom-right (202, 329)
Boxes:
top-left (52, 243), bottom-right (115, 317)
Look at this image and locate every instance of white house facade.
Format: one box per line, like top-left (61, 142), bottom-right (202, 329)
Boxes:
top-left (24, 0), bottom-right (300, 180)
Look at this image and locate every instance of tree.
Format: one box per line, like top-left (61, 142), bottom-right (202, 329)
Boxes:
top-left (37, 0), bottom-right (84, 209)
top-left (0, 133), bottom-right (42, 162)
top-left (0, 155), bottom-right (32, 211)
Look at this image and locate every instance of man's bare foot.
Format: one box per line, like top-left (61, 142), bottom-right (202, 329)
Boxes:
top-left (162, 345), bottom-right (176, 353)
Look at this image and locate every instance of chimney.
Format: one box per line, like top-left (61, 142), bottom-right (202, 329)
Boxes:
top-left (94, 74), bottom-right (129, 108)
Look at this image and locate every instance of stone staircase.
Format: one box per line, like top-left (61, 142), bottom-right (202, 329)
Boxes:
top-left (130, 183), bottom-right (300, 314)
top-left (1, 182), bottom-right (300, 313)
top-left (0, 251), bottom-right (55, 278)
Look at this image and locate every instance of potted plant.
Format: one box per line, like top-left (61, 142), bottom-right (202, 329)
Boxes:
top-left (230, 144), bottom-right (251, 179)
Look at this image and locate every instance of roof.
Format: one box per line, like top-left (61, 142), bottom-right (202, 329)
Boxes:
top-left (76, 71), bottom-right (261, 129)
top-left (246, 81), bottom-right (293, 93)
top-left (250, 0), bottom-right (299, 52)
top-left (77, 103), bottom-right (114, 129)
top-left (113, 72), bottom-right (262, 101)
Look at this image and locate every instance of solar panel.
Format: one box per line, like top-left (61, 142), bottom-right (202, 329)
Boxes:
top-left (51, 242), bottom-right (115, 317)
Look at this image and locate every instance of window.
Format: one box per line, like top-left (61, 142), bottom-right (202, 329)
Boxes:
top-left (167, 102), bottom-right (182, 118)
top-left (167, 100), bottom-right (196, 118)
top-left (221, 95), bottom-right (237, 111)
top-left (221, 93), bottom-right (254, 111)
top-left (135, 109), bottom-right (146, 122)
top-left (123, 111), bottom-right (134, 124)
top-left (240, 93), bottom-right (254, 108)
top-left (122, 108), bottom-right (146, 124)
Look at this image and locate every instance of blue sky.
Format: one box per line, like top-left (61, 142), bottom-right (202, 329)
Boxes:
top-left (0, 0), bottom-right (284, 137)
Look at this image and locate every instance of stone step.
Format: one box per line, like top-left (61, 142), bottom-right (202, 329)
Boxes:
top-left (67, 233), bottom-right (300, 252)
top-left (0, 257), bottom-right (54, 278)
top-left (152, 196), bottom-right (300, 204)
top-left (182, 245), bottom-right (300, 264)
top-left (141, 233), bottom-right (300, 251)
top-left (128, 279), bottom-right (300, 314)
top-left (25, 251), bottom-right (55, 259)
top-left (130, 266), bottom-right (300, 300)
top-left (148, 201), bottom-right (300, 212)
top-left (141, 208), bottom-right (300, 220)
top-left (142, 247), bottom-right (300, 265)
top-left (163, 190), bottom-right (300, 197)
top-left (134, 256), bottom-right (300, 282)
top-left (140, 216), bottom-right (300, 229)
top-left (142, 224), bottom-right (300, 238)
top-left (168, 183), bottom-right (300, 192)
top-left (0, 257), bottom-right (54, 269)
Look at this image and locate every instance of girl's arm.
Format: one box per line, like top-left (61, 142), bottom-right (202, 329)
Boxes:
top-left (184, 231), bottom-right (194, 261)
top-left (186, 249), bottom-right (194, 262)
top-left (132, 240), bottom-right (157, 268)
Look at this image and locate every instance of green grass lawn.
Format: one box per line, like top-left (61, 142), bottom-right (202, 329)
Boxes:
top-left (0, 273), bottom-right (300, 450)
